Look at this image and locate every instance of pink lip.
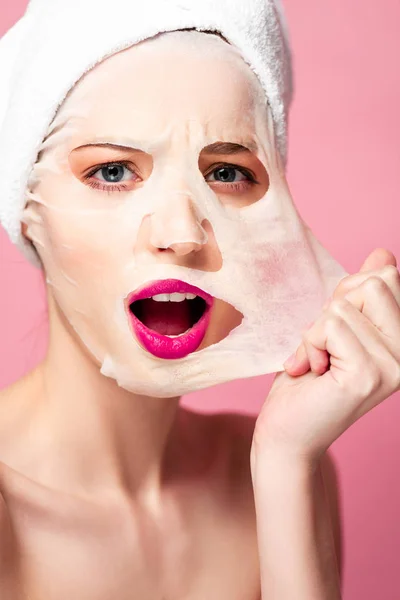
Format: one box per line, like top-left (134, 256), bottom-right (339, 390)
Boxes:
top-left (126, 279), bottom-right (214, 360)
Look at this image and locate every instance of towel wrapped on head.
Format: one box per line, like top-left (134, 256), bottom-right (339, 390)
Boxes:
top-left (0, 0), bottom-right (293, 266)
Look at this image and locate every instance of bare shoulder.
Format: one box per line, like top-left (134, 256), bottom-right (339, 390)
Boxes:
top-left (0, 389), bottom-right (17, 546)
top-left (0, 369), bottom-right (40, 457)
top-left (0, 469), bottom-right (10, 537)
top-left (0, 487), bottom-right (23, 597)
top-left (0, 463), bottom-right (17, 581)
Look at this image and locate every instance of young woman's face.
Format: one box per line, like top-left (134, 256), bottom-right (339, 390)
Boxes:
top-left (23, 31), bottom-right (276, 395)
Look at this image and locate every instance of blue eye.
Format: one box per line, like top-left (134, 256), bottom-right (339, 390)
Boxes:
top-left (97, 164), bottom-right (129, 183)
top-left (83, 161), bottom-right (140, 193)
top-left (209, 166), bottom-right (247, 183)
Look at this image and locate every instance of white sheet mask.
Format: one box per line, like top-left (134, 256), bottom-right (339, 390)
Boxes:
top-left (22, 31), bottom-right (348, 397)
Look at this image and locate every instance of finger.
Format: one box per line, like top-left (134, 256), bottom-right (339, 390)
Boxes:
top-left (303, 307), bottom-right (370, 381)
top-left (285, 257), bottom-right (400, 377)
top-left (285, 299), bottom-right (370, 378)
top-left (287, 309), bottom-right (334, 375)
top-left (344, 275), bottom-right (400, 347)
top-left (285, 306), bottom-right (334, 376)
top-left (286, 269), bottom-right (400, 377)
top-left (292, 303), bottom-right (393, 421)
top-left (359, 248), bottom-right (397, 272)
top-left (334, 265), bottom-right (400, 306)
top-left (300, 341), bottom-right (330, 375)
top-left (284, 342), bottom-right (329, 376)
top-left (320, 298), bottom-right (400, 396)
top-left (301, 283), bottom-right (400, 375)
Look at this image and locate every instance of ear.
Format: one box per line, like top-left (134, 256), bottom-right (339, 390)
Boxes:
top-left (21, 219), bottom-right (29, 240)
top-left (20, 201), bottom-right (35, 243)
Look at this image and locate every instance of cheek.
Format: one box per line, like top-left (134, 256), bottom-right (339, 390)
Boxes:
top-left (32, 206), bottom-right (118, 278)
top-left (27, 174), bottom-right (129, 271)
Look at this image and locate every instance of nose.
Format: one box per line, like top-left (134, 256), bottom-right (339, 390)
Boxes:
top-left (167, 240), bottom-right (202, 257)
top-left (149, 193), bottom-right (208, 256)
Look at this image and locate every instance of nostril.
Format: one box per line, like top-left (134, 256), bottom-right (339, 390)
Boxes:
top-left (168, 241), bottom-right (203, 256)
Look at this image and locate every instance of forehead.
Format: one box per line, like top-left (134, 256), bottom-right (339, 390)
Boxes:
top-left (61, 31), bottom-right (265, 145)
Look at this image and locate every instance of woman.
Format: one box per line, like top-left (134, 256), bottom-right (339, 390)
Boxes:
top-left (0, 0), bottom-right (399, 598)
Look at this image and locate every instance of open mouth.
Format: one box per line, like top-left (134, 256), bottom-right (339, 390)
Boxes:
top-left (130, 294), bottom-right (207, 336)
top-left (127, 280), bottom-right (213, 359)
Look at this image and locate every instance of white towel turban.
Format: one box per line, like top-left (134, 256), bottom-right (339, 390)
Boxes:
top-left (0, 0), bottom-right (292, 266)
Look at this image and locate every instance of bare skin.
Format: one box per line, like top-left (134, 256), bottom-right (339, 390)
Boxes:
top-left (0, 34), bottom-right (348, 599)
top-left (0, 369), bottom-right (340, 600)
top-left (0, 285), bottom-right (341, 598)
top-left (1, 27), bottom-right (398, 596)
top-left (5, 253), bottom-right (398, 599)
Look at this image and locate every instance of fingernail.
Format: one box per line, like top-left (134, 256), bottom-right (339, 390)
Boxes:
top-left (284, 353), bottom-right (297, 369)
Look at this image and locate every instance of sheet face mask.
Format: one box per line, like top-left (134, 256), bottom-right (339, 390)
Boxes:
top-left (22, 31), bottom-right (348, 397)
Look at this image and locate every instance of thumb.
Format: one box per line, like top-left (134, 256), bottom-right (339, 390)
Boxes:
top-left (359, 248), bottom-right (397, 273)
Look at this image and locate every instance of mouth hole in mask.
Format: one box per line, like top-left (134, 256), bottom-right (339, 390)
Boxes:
top-left (129, 296), bottom-right (207, 335)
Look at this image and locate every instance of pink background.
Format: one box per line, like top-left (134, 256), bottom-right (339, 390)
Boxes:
top-left (1, 0), bottom-right (400, 597)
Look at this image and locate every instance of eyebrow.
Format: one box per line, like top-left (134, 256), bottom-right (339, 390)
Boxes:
top-left (201, 141), bottom-right (257, 155)
top-left (72, 142), bottom-right (146, 153)
top-left (72, 140), bottom-right (258, 155)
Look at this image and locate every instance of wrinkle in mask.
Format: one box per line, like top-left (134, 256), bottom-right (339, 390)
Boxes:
top-left (22, 30), bottom-right (347, 397)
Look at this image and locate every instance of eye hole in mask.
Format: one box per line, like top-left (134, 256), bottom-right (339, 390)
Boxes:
top-left (198, 142), bottom-right (269, 208)
top-left (69, 144), bottom-right (152, 195)
top-left (68, 140), bottom-right (269, 208)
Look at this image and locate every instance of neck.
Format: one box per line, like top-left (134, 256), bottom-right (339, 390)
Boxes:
top-left (31, 292), bottom-right (186, 499)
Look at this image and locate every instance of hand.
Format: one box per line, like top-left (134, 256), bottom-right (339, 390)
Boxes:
top-left (252, 248), bottom-right (400, 464)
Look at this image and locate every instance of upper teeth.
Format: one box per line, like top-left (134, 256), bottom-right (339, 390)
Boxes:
top-left (152, 293), bottom-right (197, 302)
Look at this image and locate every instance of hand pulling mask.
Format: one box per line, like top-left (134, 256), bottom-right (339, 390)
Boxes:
top-left (0, 3), bottom-right (348, 397)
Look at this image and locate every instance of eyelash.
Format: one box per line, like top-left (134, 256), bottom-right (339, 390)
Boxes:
top-left (83, 161), bottom-right (258, 193)
top-left (206, 163), bottom-right (259, 192)
top-left (83, 161), bottom-right (134, 193)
